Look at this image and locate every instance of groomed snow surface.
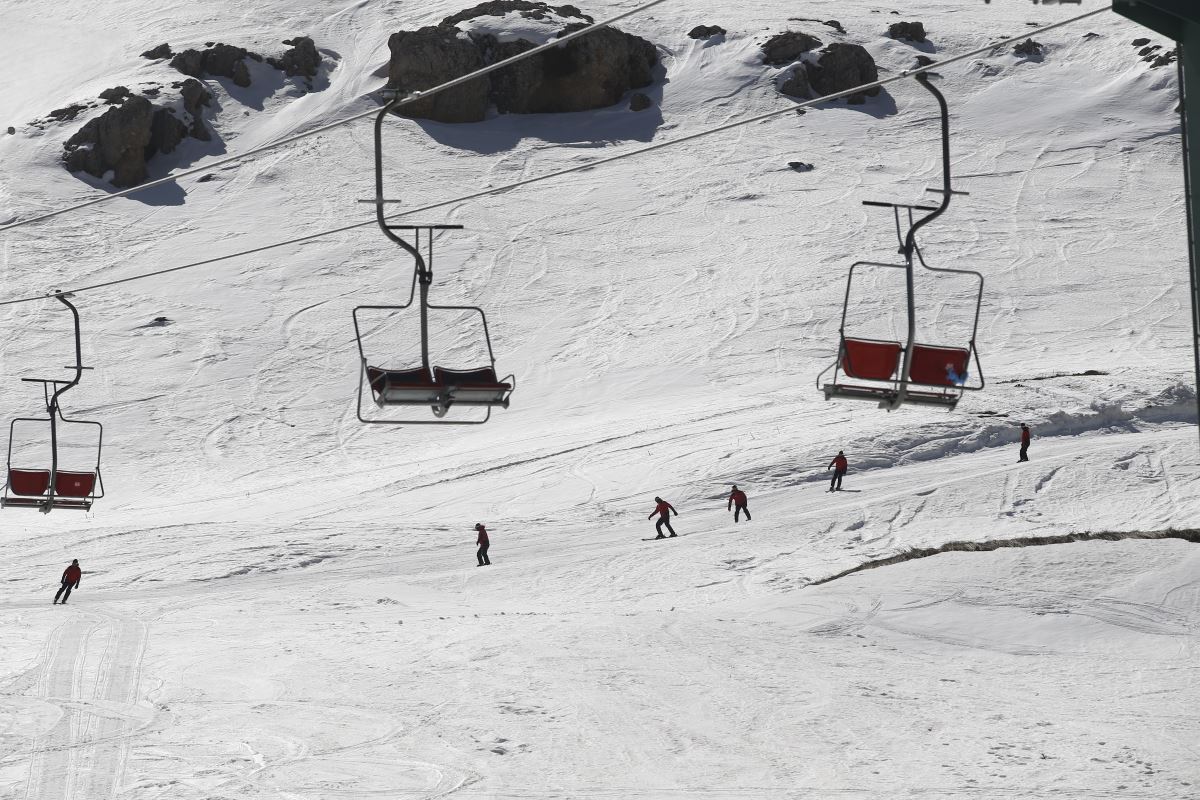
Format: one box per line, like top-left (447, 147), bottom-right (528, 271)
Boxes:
top-left (0, 0), bottom-right (1198, 797)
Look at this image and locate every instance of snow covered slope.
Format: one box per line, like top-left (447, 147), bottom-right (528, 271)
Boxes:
top-left (0, 0), bottom-right (1198, 797)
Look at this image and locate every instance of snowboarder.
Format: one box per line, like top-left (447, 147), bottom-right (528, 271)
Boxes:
top-left (1019, 424), bottom-right (1031, 462)
top-left (828, 450), bottom-right (848, 491)
top-left (728, 485), bottom-right (750, 522)
top-left (474, 523), bottom-right (491, 566)
top-left (649, 496), bottom-right (678, 538)
top-left (53, 559), bottom-right (81, 605)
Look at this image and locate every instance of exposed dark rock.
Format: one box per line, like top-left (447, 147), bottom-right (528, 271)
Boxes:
top-left (779, 65), bottom-right (812, 99)
top-left (1082, 32), bottom-right (1101, 40)
top-left (141, 43), bottom-right (173, 60)
top-left (6, 127), bottom-right (14, 135)
top-left (170, 43), bottom-right (253, 87)
top-left (789, 18), bottom-right (845, 34)
top-left (266, 36), bottom-right (322, 78)
top-left (915, 55), bottom-right (935, 67)
top-left (761, 30), bottom-right (822, 65)
top-left (63, 96), bottom-right (155, 187)
top-left (807, 43), bottom-right (879, 104)
top-left (887, 21), bottom-right (926, 43)
top-left (1139, 44), bottom-right (1161, 57)
top-left (142, 86), bottom-right (161, 97)
top-left (386, 2), bottom-right (657, 123)
top-left (99, 86), bottom-right (132, 104)
top-left (687, 24), bottom-right (725, 40)
top-left (442, 0), bottom-right (592, 27)
top-left (49, 104), bottom-right (89, 122)
top-left (387, 26), bottom-right (489, 122)
top-left (1013, 39), bottom-right (1043, 58)
top-left (788, 161), bottom-right (813, 172)
top-left (197, 173), bottom-right (218, 182)
top-left (1131, 37), bottom-right (1150, 47)
top-left (1150, 50), bottom-right (1177, 68)
top-left (629, 92), bottom-right (651, 111)
top-left (179, 78), bottom-right (213, 141)
top-left (149, 107), bottom-right (188, 156)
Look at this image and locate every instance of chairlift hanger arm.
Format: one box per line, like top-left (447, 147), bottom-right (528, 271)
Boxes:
top-left (373, 95), bottom-right (428, 276)
top-left (901, 73), bottom-right (953, 260)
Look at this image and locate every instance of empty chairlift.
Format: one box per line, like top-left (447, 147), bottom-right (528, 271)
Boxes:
top-left (353, 90), bottom-right (514, 425)
top-left (817, 73), bottom-right (984, 411)
top-left (3, 293), bottom-right (104, 512)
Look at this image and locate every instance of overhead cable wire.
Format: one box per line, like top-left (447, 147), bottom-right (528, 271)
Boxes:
top-left (0, 4), bottom-right (1111, 308)
top-left (0, 0), bottom-right (671, 235)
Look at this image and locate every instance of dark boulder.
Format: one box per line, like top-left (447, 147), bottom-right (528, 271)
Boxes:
top-left (914, 54), bottom-right (934, 66)
top-left (98, 86), bottom-right (132, 104)
top-left (1131, 37), bottom-right (1150, 47)
top-left (807, 43), bottom-right (879, 103)
top-left (268, 36), bottom-right (322, 78)
top-left (63, 96), bottom-right (155, 187)
top-left (149, 107), bottom-right (188, 156)
top-left (1013, 39), bottom-right (1043, 58)
top-left (442, 0), bottom-right (592, 26)
top-left (386, 2), bottom-right (657, 123)
top-left (387, 26), bottom-right (489, 123)
top-left (49, 104), bottom-right (88, 122)
top-left (141, 43), bottom-right (173, 60)
top-left (170, 43), bottom-right (253, 87)
top-left (761, 30), bottom-right (822, 65)
top-left (687, 25), bottom-right (725, 40)
top-left (887, 21), bottom-right (926, 43)
top-left (179, 78), bottom-right (213, 140)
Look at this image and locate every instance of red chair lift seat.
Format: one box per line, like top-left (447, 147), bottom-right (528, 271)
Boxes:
top-left (433, 367), bottom-right (512, 406)
top-left (841, 338), bottom-right (902, 381)
top-left (909, 344), bottom-right (971, 387)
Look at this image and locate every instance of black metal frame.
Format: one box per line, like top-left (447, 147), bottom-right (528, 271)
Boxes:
top-left (2, 293), bottom-right (104, 513)
top-left (352, 93), bottom-right (515, 425)
top-left (817, 73), bottom-right (985, 411)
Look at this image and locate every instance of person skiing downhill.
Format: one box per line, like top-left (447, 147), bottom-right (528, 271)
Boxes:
top-left (649, 497), bottom-right (678, 539)
top-left (1019, 424), bottom-right (1031, 462)
top-left (53, 559), bottom-right (81, 605)
top-left (474, 523), bottom-right (491, 566)
top-left (828, 451), bottom-right (849, 491)
top-left (728, 485), bottom-right (750, 522)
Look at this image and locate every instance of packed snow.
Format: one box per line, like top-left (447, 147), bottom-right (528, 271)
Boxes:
top-left (0, 0), bottom-right (1198, 798)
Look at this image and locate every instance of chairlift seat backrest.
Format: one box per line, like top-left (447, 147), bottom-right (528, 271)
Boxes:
top-left (434, 367), bottom-right (511, 404)
top-left (55, 470), bottom-right (96, 498)
top-left (841, 339), bottom-right (902, 382)
top-left (366, 365), bottom-right (444, 405)
top-left (909, 344), bottom-right (970, 387)
top-left (9, 469), bottom-right (50, 497)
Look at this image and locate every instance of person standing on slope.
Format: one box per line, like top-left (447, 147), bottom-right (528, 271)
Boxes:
top-left (53, 559), bottom-right (81, 605)
top-left (728, 485), bottom-right (751, 522)
top-left (828, 450), bottom-right (849, 492)
top-left (1018, 423), bottom-right (1031, 463)
top-left (649, 496), bottom-right (678, 539)
top-left (474, 523), bottom-right (491, 566)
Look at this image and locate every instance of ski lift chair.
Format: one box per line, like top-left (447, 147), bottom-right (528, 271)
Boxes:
top-left (817, 72), bottom-right (985, 411)
top-left (352, 90), bottom-right (515, 425)
top-left (2, 293), bottom-right (104, 513)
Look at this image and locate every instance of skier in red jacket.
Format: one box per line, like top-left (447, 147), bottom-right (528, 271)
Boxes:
top-left (474, 523), bottom-right (491, 566)
top-left (828, 451), bottom-right (849, 491)
top-left (53, 559), bottom-right (81, 605)
top-left (728, 485), bottom-right (750, 522)
top-left (1019, 424), bottom-right (1031, 462)
top-left (649, 497), bottom-right (678, 539)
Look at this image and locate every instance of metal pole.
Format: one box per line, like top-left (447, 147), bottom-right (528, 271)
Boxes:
top-left (1178, 45), bottom-right (1200, 453)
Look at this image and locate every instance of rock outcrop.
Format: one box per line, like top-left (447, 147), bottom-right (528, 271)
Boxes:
top-left (386, 1), bottom-right (657, 123)
top-left (761, 31), bottom-right (822, 66)
top-left (887, 21), bottom-right (926, 43)
top-left (141, 43), bottom-right (173, 60)
top-left (1013, 39), bottom-right (1044, 58)
top-left (267, 36), bottom-right (322, 78)
top-left (687, 25), bottom-right (725, 40)
top-left (62, 79), bottom-right (213, 188)
top-left (770, 36), bottom-right (879, 105)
